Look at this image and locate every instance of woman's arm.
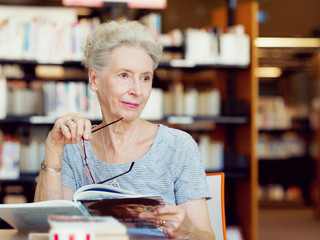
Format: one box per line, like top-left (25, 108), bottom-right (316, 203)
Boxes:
top-left (139, 198), bottom-right (215, 240)
top-left (179, 198), bottom-right (214, 240)
top-left (34, 113), bottom-right (92, 202)
top-left (34, 137), bottom-right (74, 201)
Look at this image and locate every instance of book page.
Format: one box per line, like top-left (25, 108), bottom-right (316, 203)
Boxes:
top-left (73, 184), bottom-right (143, 201)
top-left (0, 201), bottom-right (90, 231)
top-left (0, 200), bottom-right (75, 207)
top-left (80, 196), bottom-right (164, 229)
top-left (74, 191), bottom-right (141, 201)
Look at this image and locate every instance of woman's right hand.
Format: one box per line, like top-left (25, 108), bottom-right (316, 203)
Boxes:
top-left (35, 112), bottom-right (92, 201)
top-left (47, 113), bottom-right (93, 149)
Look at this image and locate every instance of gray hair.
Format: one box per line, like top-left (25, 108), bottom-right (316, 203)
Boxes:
top-left (82, 20), bottom-right (163, 72)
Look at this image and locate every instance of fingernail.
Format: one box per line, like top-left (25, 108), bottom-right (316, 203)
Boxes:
top-left (85, 133), bottom-right (90, 140)
top-left (88, 133), bottom-right (93, 140)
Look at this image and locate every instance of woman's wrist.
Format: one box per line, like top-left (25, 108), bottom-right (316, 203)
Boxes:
top-left (46, 132), bottom-right (65, 150)
top-left (46, 133), bottom-right (65, 152)
top-left (41, 161), bottom-right (62, 173)
top-left (192, 228), bottom-right (215, 240)
top-left (44, 136), bottom-right (64, 169)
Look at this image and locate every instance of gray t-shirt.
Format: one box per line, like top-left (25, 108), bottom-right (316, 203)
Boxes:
top-left (62, 124), bottom-right (211, 205)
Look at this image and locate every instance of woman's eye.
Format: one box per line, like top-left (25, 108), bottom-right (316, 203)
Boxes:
top-left (142, 75), bottom-right (151, 82)
top-left (119, 73), bottom-right (129, 78)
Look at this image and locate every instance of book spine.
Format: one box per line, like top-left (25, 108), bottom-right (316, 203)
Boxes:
top-left (199, 135), bottom-right (224, 170)
top-left (184, 88), bottom-right (198, 116)
top-left (0, 76), bottom-right (7, 119)
top-left (173, 82), bottom-right (184, 116)
top-left (0, 134), bottom-right (20, 179)
top-left (75, 202), bottom-right (91, 217)
top-left (140, 88), bottom-right (164, 120)
top-left (0, 7), bottom-right (100, 62)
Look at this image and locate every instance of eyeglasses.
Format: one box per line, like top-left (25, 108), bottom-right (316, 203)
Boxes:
top-left (79, 117), bottom-right (135, 184)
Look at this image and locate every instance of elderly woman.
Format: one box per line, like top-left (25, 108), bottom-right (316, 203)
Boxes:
top-left (34, 20), bottom-right (214, 239)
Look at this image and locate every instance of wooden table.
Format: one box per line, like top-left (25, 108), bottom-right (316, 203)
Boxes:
top-left (0, 230), bottom-right (27, 240)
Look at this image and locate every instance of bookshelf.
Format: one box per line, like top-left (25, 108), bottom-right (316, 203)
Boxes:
top-left (0, 2), bottom-right (259, 240)
top-left (313, 51), bottom-right (320, 218)
top-left (258, 118), bottom-right (314, 208)
top-left (211, 2), bottom-right (258, 240)
top-left (257, 44), bottom-right (318, 208)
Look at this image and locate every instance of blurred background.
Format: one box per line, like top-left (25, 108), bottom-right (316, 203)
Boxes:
top-left (0, 0), bottom-right (320, 240)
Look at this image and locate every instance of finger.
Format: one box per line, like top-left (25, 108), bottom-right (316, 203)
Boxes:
top-left (72, 117), bottom-right (85, 142)
top-left (59, 124), bottom-right (72, 141)
top-left (71, 116), bottom-right (92, 141)
top-left (138, 214), bottom-right (169, 228)
top-left (54, 117), bottom-right (65, 131)
top-left (139, 206), bottom-right (177, 221)
top-left (139, 212), bottom-right (157, 222)
top-left (63, 118), bottom-right (73, 127)
top-left (67, 120), bottom-right (77, 144)
top-left (83, 119), bottom-right (92, 140)
top-left (139, 211), bottom-right (157, 220)
top-left (154, 205), bottom-right (180, 216)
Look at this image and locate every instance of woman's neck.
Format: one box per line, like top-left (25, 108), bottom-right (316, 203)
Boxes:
top-left (100, 118), bottom-right (141, 164)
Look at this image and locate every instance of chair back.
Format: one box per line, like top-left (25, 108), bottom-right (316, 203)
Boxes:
top-left (206, 172), bottom-right (227, 240)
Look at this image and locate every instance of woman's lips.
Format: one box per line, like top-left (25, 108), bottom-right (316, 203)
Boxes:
top-left (122, 101), bottom-right (139, 108)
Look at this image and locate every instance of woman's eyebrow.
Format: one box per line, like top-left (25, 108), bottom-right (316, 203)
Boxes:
top-left (115, 68), bottom-right (132, 73)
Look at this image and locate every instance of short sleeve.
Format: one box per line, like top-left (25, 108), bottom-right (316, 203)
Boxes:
top-left (173, 134), bottom-right (212, 204)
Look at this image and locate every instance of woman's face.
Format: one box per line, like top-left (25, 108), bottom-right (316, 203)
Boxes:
top-left (92, 45), bottom-right (154, 122)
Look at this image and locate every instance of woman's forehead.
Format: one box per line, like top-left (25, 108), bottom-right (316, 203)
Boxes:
top-left (106, 46), bottom-right (153, 72)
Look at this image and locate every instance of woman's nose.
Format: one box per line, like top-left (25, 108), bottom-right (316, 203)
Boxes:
top-left (129, 78), bottom-right (142, 95)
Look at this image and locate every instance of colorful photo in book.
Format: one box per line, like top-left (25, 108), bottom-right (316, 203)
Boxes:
top-left (80, 197), bottom-right (164, 228)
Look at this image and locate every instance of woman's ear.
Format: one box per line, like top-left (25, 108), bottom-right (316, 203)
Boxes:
top-left (88, 68), bottom-right (98, 92)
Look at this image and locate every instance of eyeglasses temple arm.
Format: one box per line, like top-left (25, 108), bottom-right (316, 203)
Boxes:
top-left (91, 117), bottom-right (123, 134)
top-left (97, 162), bottom-right (135, 185)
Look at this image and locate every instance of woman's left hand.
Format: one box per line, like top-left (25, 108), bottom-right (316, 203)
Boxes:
top-left (139, 205), bottom-right (196, 239)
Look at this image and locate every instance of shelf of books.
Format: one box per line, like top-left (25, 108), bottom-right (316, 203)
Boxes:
top-left (258, 81), bottom-right (314, 208)
top-left (0, 2), bottom-right (259, 240)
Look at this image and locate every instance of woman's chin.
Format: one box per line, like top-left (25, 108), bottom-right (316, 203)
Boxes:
top-left (117, 112), bottom-right (141, 123)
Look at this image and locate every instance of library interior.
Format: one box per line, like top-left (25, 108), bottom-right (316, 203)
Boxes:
top-left (0, 0), bottom-right (320, 240)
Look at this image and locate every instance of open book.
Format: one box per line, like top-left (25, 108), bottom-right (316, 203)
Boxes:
top-left (0, 184), bottom-right (164, 231)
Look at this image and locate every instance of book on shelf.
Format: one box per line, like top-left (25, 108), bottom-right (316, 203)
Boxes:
top-left (0, 6), bottom-right (100, 63)
top-left (173, 82), bottom-right (184, 116)
top-left (164, 82), bottom-right (222, 117)
top-left (128, 0), bottom-right (167, 9)
top-left (181, 25), bottom-right (250, 66)
top-left (41, 81), bottom-right (101, 119)
top-left (0, 184), bottom-right (164, 231)
top-left (199, 135), bottom-right (224, 170)
top-left (0, 64), bottom-right (25, 79)
top-left (0, 76), bottom-right (7, 119)
top-left (258, 132), bottom-right (306, 159)
top-left (0, 133), bottom-right (20, 180)
top-left (140, 88), bottom-right (164, 120)
top-left (6, 80), bottom-right (43, 116)
top-left (184, 88), bottom-right (198, 116)
top-left (258, 97), bottom-right (292, 129)
top-left (140, 13), bottom-right (162, 38)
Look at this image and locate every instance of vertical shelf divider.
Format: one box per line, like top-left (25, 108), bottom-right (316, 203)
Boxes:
top-left (212, 2), bottom-right (259, 240)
